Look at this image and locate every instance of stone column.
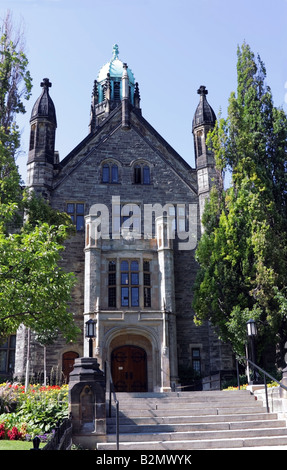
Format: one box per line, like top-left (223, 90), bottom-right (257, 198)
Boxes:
top-left (121, 63), bottom-right (130, 130)
top-left (84, 215), bottom-right (102, 358)
top-left (156, 215), bottom-right (178, 391)
top-left (68, 357), bottom-right (106, 449)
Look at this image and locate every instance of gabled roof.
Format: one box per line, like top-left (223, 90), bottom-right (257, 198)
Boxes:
top-left (53, 103), bottom-right (197, 194)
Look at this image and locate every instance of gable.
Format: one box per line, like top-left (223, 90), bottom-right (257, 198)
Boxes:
top-left (53, 105), bottom-right (197, 195)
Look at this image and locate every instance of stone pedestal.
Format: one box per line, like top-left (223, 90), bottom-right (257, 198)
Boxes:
top-left (68, 357), bottom-right (106, 449)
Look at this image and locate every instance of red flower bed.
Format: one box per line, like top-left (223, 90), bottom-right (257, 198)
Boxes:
top-left (7, 426), bottom-right (23, 440)
top-left (0, 423), bottom-right (23, 440)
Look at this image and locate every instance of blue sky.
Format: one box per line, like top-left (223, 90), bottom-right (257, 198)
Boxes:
top-left (1, 0), bottom-right (287, 182)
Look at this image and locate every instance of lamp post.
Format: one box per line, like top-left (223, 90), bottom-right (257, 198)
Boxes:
top-left (247, 319), bottom-right (258, 384)
top-left (85, 318), bottom-right (96, 358)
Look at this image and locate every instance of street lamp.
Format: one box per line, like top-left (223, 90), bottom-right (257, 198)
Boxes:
top-left (247, 319), bottom-right (257, 337)
top-left (85, 318), bottom-right (96, 358)
top-left (247, 319), bottom-right (258, 383)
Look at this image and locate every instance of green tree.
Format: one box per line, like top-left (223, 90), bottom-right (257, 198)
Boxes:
top-left (0, 12), bottom-right (80, 342)
top-left (193, 43), bottom-right (287, 365)
top-left (0, 11), bottom-right (32, 228)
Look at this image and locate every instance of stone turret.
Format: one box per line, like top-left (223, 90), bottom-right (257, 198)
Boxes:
top-left (27, 78), bottom-right (58, 198)
top-left (192, 86), bottom-right (217, 232)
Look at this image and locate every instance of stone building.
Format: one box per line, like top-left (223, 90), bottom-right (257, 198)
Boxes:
top-left (10, 45), bottom-right (234, 391)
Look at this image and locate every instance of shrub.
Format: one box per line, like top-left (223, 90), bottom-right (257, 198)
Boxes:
top-left (0, 383), bottom-right (19, 413)
top-left (0, 383), bottom-right (69, 440)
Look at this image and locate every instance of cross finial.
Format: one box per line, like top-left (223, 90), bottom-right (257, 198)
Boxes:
top-left (41, 78), bottom-right (52, 89)
top-left (197, 85), bottom-right (208, 96)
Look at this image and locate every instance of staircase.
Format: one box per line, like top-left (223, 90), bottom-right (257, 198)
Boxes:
top-left (97, 390), bottom-right (287, 450)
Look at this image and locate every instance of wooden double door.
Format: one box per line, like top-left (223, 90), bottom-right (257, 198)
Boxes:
top-left (111, 345), bottom-right (147, 392)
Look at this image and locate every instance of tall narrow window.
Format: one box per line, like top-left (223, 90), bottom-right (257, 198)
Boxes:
top-left (111, 164), bottom-right (118, 183)
top-left (134, 165), bottom-right (141, 184)
top-left (114, 81), bottom-right (120, 101)
top-left (67, 203), bottom-right (85, 231)
top-left (102, 164), bottom-right (110, 183)
top-left (192, 348), bottom-right (201, 374)
top-left (131, 260), bottom-right (139, 307)
top-left (29, 124), bottom-right (36, 151)
top-left (120, 260), bottom-right (139, 307)
top-left (143, 260), bottom-right (151, 307)
top-left (108, 261), bottom-right (117, 308)
top-left (197, 131), bottom-right (203, 157)
top-left (143, 166), bottom-right (150, 184)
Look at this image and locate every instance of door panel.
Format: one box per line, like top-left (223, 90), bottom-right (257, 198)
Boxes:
top-left (111, 345), bottom-right (147, 392)
top-left (62, 351), bottom-right (79, 383)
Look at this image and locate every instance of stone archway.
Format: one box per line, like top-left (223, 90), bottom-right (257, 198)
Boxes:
top-left (107, 331), bottom-right (159, 392)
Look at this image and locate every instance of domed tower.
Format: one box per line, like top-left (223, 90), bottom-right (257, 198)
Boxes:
top-left (27, 78), bottom-right (58, 198)
top-left (192, 85), bottom-right (217, 231)
top-left (89, 44), bottom-right (141, 132)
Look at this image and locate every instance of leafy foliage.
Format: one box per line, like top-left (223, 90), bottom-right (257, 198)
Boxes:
top-left (0, 12), bottom-right (80, 342)
top-left (0, 383), bottom-right (68, 439)
top-left (193, 43), bottom-right (287, 363)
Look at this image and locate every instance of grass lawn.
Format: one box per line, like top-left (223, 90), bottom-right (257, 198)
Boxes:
top-left (0, 440), bottom-right (46, 450)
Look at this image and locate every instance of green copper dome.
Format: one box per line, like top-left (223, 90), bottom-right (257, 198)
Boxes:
top-left (97, 45), bottom-right (135, 84)
top-left (96, 45), bottom-right (135, 104)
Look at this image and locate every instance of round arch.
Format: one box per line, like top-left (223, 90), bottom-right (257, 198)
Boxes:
top-left (103, 327), bottom-right (161, 392)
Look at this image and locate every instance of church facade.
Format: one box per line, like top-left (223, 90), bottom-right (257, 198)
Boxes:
top-left (12, 46), bottom-right (234, 391)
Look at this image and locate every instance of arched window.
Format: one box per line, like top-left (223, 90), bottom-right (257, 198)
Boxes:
top-left (133, 163), bottom-right (150, 184)
top-left (102, 162), bottom-right (119, 183)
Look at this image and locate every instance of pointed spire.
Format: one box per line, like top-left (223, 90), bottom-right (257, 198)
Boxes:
top-left (30, 78), bottom-right (57, 126)
top-left (192, 85), bottom-right (216, 131)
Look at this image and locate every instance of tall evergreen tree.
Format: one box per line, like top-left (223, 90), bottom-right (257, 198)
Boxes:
top-left (193, 43), bottom-right (287, 366)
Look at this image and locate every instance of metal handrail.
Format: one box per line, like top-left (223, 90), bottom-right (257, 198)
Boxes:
top-left (105, 361), bottom-right (119, 450)
top-left (236, 356), bottom-right (287, 413)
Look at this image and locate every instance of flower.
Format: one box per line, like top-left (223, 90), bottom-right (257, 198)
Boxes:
top-left (0, 423), bottom-right (6, 439)
top-left (7, 426), bottom-right (23, 440)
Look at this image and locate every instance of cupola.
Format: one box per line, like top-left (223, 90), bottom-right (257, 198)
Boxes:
top-left (97, 44), bottom-right (135, 104)
top-left (89, 45), bottom-right (141, 131)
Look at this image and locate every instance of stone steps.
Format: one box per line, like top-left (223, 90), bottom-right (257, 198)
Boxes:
top-left (97, 390), bottom-right (287, 450)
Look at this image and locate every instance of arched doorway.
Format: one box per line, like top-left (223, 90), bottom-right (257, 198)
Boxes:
top-left (62, 351), bottom-right (79, 383)
top-left (111, 345), bottom-right (147, 392)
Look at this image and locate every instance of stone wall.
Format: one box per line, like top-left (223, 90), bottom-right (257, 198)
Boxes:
top-left (16, 106), bottom-right (234, 385)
